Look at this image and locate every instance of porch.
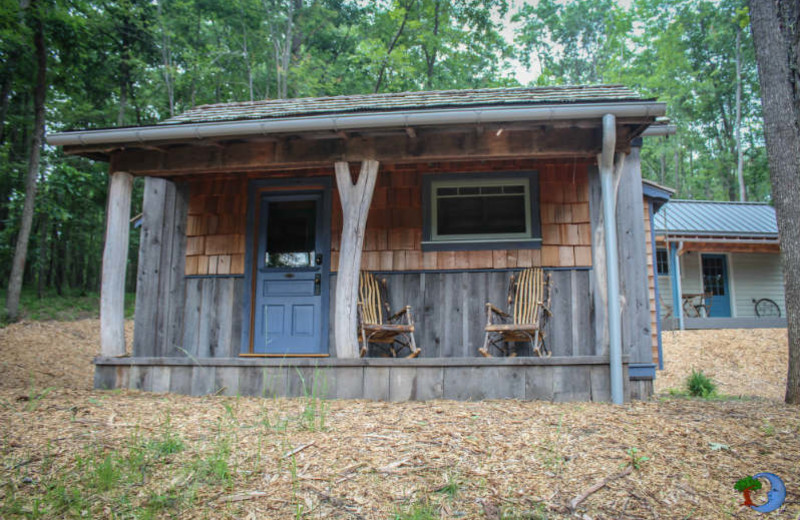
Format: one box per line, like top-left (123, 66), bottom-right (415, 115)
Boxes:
top-left (48, 86), bottom-right (666, 402)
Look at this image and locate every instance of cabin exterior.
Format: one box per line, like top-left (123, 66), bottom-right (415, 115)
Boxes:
top-left (48, 86), bottom-right (667, 402)
top-left (654, 200), bottom-right (787, 332)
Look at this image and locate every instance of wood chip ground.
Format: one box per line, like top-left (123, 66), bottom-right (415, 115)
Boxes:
top-left (1, 320), bottom-right (798, 519)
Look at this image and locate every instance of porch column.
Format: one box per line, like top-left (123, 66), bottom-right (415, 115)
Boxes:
top-left (100, 171), bottom-right (133, 357)
top-left (598, 114), bottom-right (625, 404)
top-left (334, 160), bottom-right (379, 358)
top-left (669, 242), bottom-right (685, 330)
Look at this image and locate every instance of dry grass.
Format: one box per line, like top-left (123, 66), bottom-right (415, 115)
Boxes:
top-left (0, 320), bottom-right (798, 519)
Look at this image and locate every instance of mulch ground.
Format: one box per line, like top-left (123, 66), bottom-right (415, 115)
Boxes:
top-left (1, 320), bottom-right (798, 519)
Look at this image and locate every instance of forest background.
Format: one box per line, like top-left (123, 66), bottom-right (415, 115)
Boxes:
top-left (0, 0), bottom-right (764, 300)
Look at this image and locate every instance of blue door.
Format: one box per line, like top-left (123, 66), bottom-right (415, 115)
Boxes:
top-left (701, 254), bottom-right (731, 317)
top-left (253, 193), bottom-right (327, 354)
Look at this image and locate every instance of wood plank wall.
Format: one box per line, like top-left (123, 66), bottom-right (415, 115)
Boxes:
top-left (327, 270), bottom-right (596, 358)
top-left (183, 159), bottom-right (593, 275)
top-left (132, 178), bottom-right (189, 357)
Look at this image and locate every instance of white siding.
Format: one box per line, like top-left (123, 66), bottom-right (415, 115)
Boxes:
top-left (680, 252), bottom-right (703, 294)
top-left (730, 253), bottom-right (785, 317)
top-left (658, 275), bottom-right (673, 317)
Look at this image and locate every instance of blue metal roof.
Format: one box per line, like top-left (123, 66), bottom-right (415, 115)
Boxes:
top-left (654, 200), bottom-right (778, 238)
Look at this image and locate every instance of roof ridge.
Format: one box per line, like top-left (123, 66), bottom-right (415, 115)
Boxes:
top-left (185, 84), bottom-right (635, 111)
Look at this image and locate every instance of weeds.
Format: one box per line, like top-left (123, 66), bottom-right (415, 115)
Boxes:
top-left (296, 367), bottom-right (329, 432)
top-left (394, 499), bottom-right (438, 520)
top-left (686, 369), bottom-right (717, 398)
top-left (622, 447), bottom-right (650, 470)
top-left (23, 376), bottom-right (54, 412)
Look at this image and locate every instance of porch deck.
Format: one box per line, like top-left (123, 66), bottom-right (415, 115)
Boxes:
top-left (94, 355), bottom-right (630, 402)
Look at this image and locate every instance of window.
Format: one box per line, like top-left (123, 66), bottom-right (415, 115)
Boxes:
top-left (422, 172), bottom-right (541, 251)
top-left (656, 249), bottom-right (669, 276)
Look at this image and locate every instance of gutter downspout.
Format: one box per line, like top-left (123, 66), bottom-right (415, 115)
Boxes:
top-left (599, 114), bottom-right (624, 405)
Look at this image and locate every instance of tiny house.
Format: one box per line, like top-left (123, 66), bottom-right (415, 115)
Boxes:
top-left (48, 85), bottom-right (667, 402)
top-left (654, 199), bottom-right (786, 331)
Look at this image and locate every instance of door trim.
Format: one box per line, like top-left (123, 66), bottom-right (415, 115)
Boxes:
top-left (241, 177), bottom-right (332, 356)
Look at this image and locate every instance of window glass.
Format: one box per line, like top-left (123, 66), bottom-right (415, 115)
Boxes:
top-left (430, 179), bottom-right (532, 241)
top-left (656, 249), bottom-right (669, 276)
top-left (265, 200), bottom-right (316, 268)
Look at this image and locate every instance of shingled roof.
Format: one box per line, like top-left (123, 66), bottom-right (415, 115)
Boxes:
top-left (161, 85), bottom-right (651, 125)
top-left (654, 200), bottom-right (778, 239)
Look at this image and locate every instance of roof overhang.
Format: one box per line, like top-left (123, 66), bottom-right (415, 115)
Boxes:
top-left (48, 101), bottom-right (666, 150)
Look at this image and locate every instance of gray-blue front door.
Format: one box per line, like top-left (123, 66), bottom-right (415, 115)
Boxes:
top-left (253, 193), bottom-right (327, 355)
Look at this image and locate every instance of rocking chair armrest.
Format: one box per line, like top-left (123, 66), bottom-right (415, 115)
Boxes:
top-left (541, 304), bottom-right (553, 317)
top-left (388, 305), bottom-right (412, 324)
top-left (486, 303), bottom-right (511, 319)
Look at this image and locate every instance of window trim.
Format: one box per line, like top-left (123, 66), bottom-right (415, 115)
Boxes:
top-left (421, 171), bottom-right (541, 252)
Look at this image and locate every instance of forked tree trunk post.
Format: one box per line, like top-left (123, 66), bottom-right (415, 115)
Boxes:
top-left (334, 160), bottom-right (379, 358)
top-left (100, 171), bottom-right (133, 357)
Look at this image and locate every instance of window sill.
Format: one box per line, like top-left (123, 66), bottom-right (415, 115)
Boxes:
top-left (421, 239), bottom-right (542, 252)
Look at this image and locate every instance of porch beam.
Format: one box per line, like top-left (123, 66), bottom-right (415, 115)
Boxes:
top-left (334, 160), bottom-right (379, 358)
top-left (101, 125), bottom-right (642, 176)
top-left (100, 171), bottom-right (133, 357)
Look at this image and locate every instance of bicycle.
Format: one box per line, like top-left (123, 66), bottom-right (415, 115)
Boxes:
top-left (753, 298), bottom-right (781, 318)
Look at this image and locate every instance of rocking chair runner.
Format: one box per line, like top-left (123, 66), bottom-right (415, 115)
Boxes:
top-left (479, 267), bottom-right (552, 357)
top-left (357, 271), bottom-right (420, 358)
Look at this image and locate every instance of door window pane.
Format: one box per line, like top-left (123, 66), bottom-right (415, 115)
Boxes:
top-left (265, 200), bottom-right (316, 268)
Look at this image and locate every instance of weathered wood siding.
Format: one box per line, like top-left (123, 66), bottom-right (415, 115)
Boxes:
top-left (94, 356), bottom-right (628, 402)
top-left (328, 269), bottom-right (596, 358)
top-left (588, 150), bottom-right (653, 366)
top-left (183, 159), bottom-right (593, 276)
top-left (181, 277), bottom-right (245, 357)
top-left (132, 178), bottom-right (189, 357)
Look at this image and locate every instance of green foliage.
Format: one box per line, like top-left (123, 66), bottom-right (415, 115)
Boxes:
top-left (393, 499), bottom-right (438, 520)
top-left (623, 447), bottom-right (650, 470)
top-left (686, 369), bottom-right (717, 398)
top-left (1, 0), bottom-right (774, 305)
top-left (734, 476), bottom-right (762, 491)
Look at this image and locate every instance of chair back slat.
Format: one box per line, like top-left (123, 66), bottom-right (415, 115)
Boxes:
top-left (512, 267), bottom-right (546, 325)
top-left (359, 271), bottom-right (385, 325)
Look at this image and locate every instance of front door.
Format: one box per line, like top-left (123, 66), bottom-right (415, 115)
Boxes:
top-left (701, 254), bottom-right (731, 317)
top-left (253, 193), bottom-right (327, 354)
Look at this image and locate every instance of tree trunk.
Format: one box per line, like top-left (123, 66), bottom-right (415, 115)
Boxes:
top-left (735, 27), bottom-right (746, 201)
top-left (750, 0), bottom-right (800, 404)
top-left (5, 2), bottom-right (46, 321)
top-left (334, 161), bottom-right (379, 358)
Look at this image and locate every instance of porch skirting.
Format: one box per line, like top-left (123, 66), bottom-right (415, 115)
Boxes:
top-left (94, 356), bottom-right (630, 402)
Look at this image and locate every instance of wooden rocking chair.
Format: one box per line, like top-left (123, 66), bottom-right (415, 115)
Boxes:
top-left (479, 267), bottom-right (552, 357)
top-left (357, 271), bottom-right (420, 358)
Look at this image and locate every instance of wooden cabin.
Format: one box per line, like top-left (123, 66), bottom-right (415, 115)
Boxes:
top-left (654, 199), bottom-right (787, 332)
top-left (48, 85), bottom-right (667, 402)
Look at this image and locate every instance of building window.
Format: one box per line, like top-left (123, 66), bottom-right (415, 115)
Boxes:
top-left (422, 172), bottom-right (541, 251)
top-left (656, 249), bottom-right (669, 276)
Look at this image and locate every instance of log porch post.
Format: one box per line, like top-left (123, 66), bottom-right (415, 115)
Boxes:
top-left (100, 171), bottom-right (133, 357)
top-left (334, 160), bottom-right (379, 358)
